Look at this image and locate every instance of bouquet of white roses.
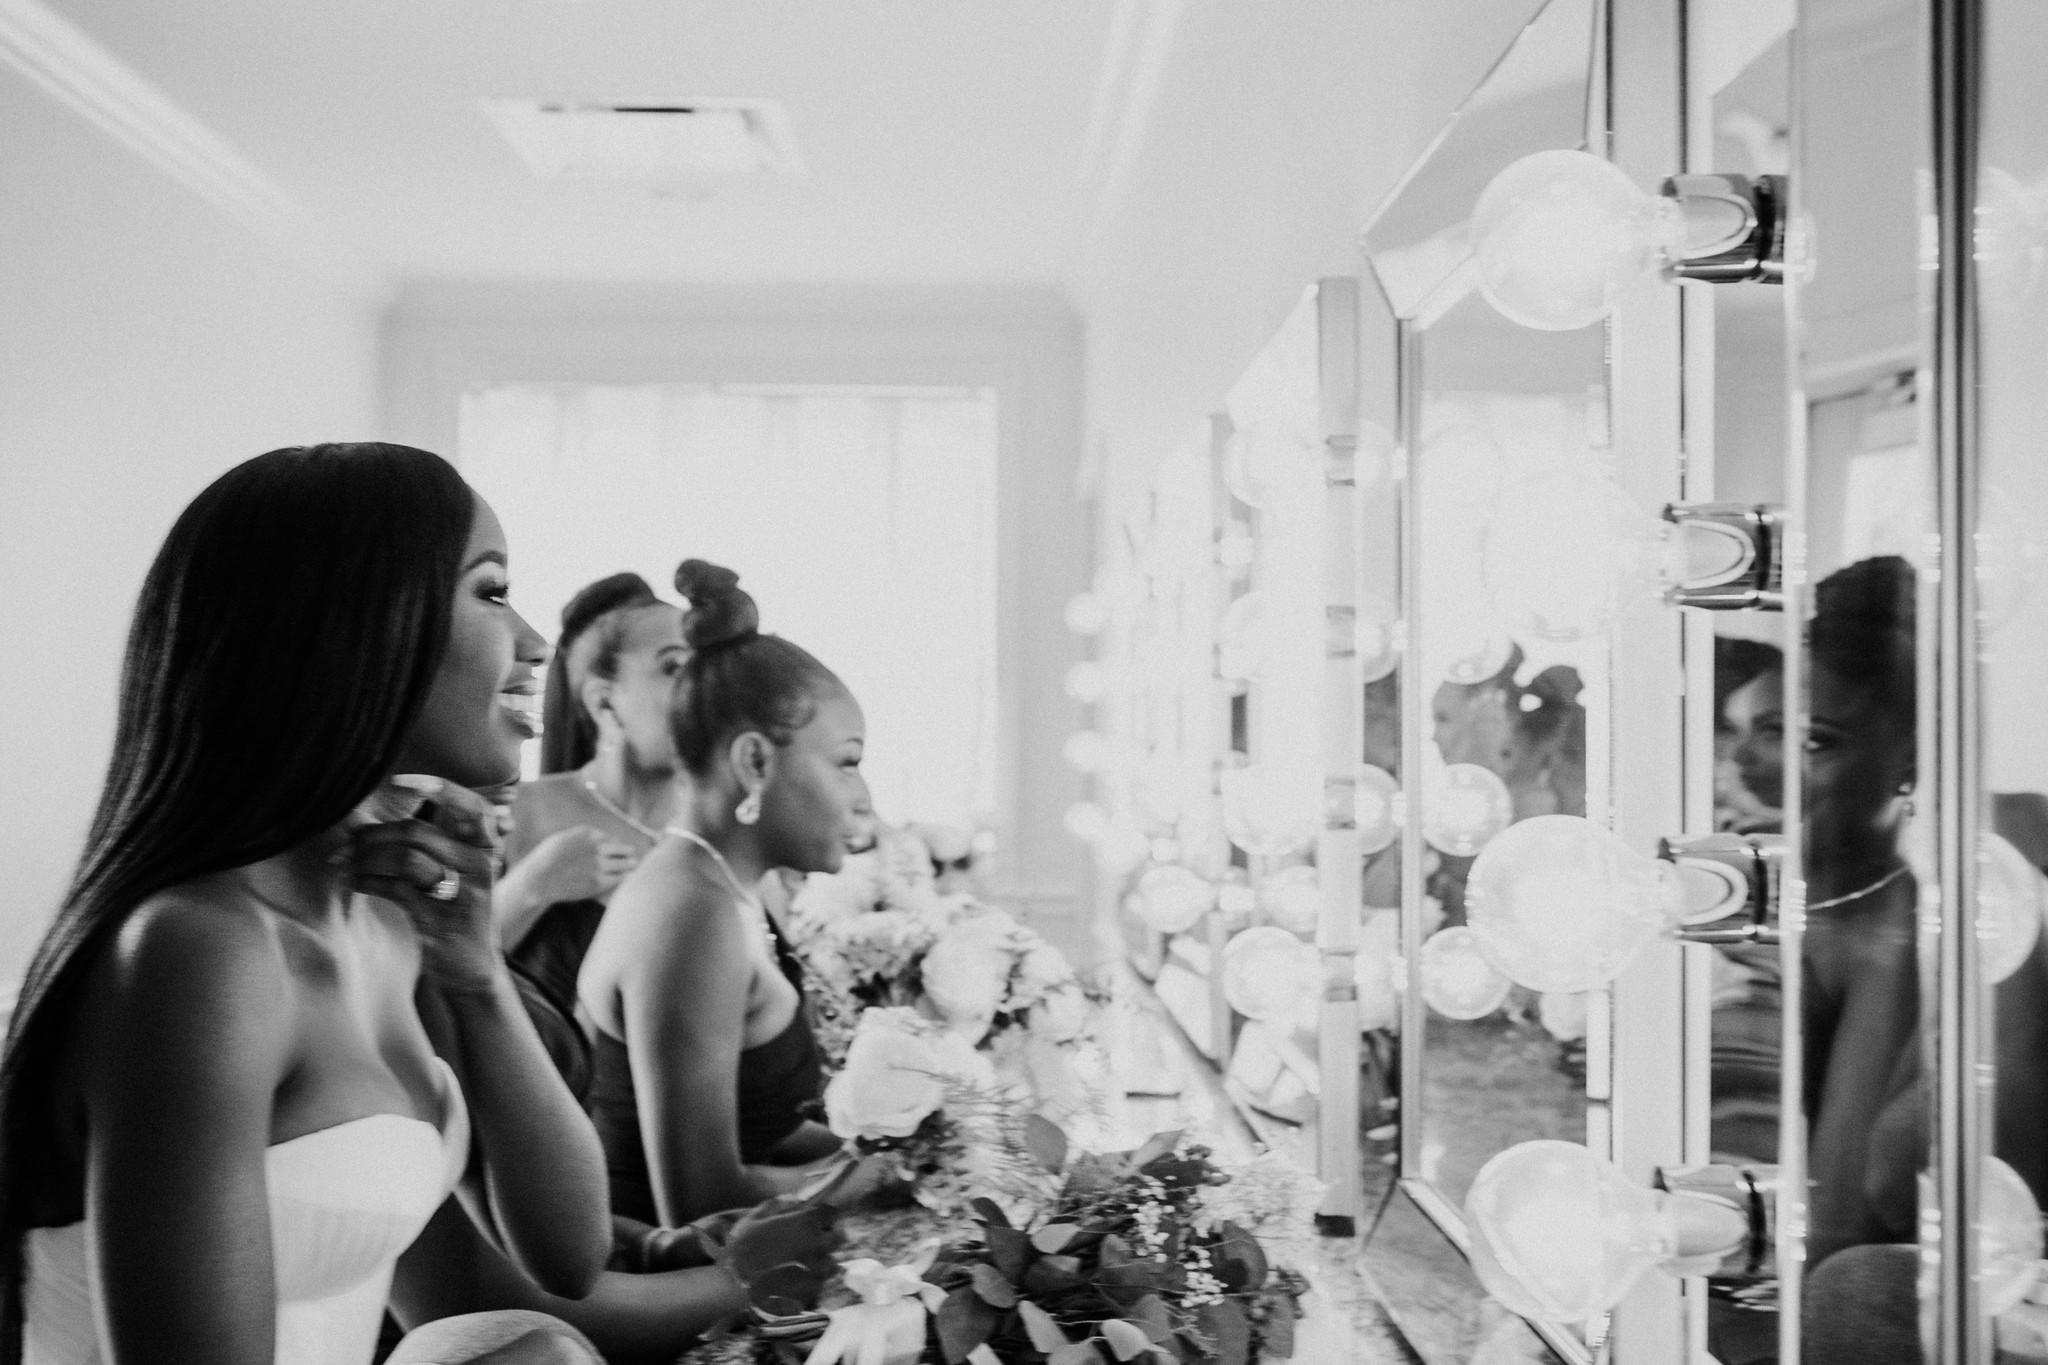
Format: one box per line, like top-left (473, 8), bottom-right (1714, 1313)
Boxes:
top-left (821, 1007), bottom-right (1053, 1222)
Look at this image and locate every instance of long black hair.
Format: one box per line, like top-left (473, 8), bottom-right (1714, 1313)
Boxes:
top-left (0, 443), bottom-right (474, 1359)
top-left (538, 573), bottom-right (661, 774)
top-left (669, 559), bottom-right (840, 777)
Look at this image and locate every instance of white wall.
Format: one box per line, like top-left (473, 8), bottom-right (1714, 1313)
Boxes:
top-left (382, 282), bottom-right (1094, 943)
top-left (0, 73), bottom-right (382, 987)
top-left (1075, 0), bottom-right (1552, 505)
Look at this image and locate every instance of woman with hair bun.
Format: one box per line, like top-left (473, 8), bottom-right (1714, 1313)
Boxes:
top-left (579, 560), bottom-right (870, 1225)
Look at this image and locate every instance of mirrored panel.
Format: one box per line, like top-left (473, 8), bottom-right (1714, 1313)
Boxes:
top-left (1965, 0), bottom-right (2048, 1357)
top-left (1789, 0), bottom-right (1933, 1358)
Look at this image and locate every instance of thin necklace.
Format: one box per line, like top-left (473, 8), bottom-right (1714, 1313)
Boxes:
top-left (666, 826), bottom-right (776, 958)
top-left (1806, 863), bottom-right (1910, 911)
top-left (582, 776), bottom-right (663, 843)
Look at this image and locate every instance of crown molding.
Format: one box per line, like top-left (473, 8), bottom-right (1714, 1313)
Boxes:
top-left (0, 0), bottom-right (381, 298)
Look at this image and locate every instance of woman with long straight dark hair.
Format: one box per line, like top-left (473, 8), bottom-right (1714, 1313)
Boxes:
top-left (3, 444), bottom-right (610, 1365)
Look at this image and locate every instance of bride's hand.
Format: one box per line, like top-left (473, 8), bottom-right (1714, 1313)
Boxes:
top-left (349, 775), bottom-right (505, 991)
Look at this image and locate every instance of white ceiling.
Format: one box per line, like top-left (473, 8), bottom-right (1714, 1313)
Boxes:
top-left (46, 0), bottom-right (1120, 285)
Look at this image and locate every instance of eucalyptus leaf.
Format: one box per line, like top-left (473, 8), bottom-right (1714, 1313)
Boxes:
top-left (987, 1224), bottom-right (1031, 1282)
top-left (1017, 1299), bottom-right (1071, 1353)
top-left (969, 1263), bottom-right (1018, 1309)
top-left (1213, 1222), bottom-right (1268, 1292)
top-left (971, 1197), bottom-right (1011, 1229)
top-left (1099, 1318), bottom-right (1154, 1361)
top-left (1129, 1130), bottom-right (1183, 1168)
top-left (1031, 1223), bottom-right (1081, 1254)
top-left (937, 1287), bottom-right (998, 1364)
top-left (1195, 1299), bottom-right (1250, 1365)
top-left (1025, 1112), bottom-right (1071, 1173)
top-left (1130, 1294), bottom-right (1173, 1343)
top-left (1098, 1234), bottom-right (1134, 1268)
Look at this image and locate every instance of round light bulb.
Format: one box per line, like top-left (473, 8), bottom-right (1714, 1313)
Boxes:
top-left (1539, 991), bottom-right (1590, 1043)
top-left (1420, 926), bottom-right (1512, 1020)
top-left (1480, 469), bottom-right (1666, 643)
top-left (1979, 832), bottom-right (2045, 986)
top-left (1435, 630), bottom-right (1516, 688)
top-left (1422, 763), bottom-right (1515, 857)
top-left (1259, 865), bottom-right (1321, 936)
top-left (1220, 764), bottom-right (1320, 859)
top-left (1466, 815), bottom-right (1682, 994)
top-left (1099, 817), bottom-right (1151, 873)
top-left (1471, 150), bottom-right (1683, 331)
top-left (1134, 864), bottom-right (1216, 935)
top-left (1224, 420), bottom-right (1318, 509)
top-left (1064, 591), bottom-right (1110, 636)
top-left (1355, 765), bottom-right (1402, 856)
top-left (1216, 522), bottom-right (1256, 577)
top-left (1357, 592), bottom-right (1401, 684)
top-left (1976, 167), bottom-right (2046, 315)
top-left (1980, 1155), bottom-right (2045, 1315)
top-left (1218, 591), bottom-right (1273, 681)
top-left (1356, 908), bottom-right (1401, 1032)
top-left (1221, 925), bottom-right (1323, 1022)
top-left (1063, 801), bottom-right (1110, 845)
top-left (1464, 1140), bottom-right (1673, 1325)
top-left (1064, 660), bottom-right (1109, 704)
top-left (1357, 421), bottom-right (1396, 488)
top-left (1978, 484), bottom-right (2045, 637)
top-left (1061, 730), bottom-right (1112, 773)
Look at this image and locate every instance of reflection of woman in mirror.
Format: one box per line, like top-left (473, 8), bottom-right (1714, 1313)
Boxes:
top-left (1717, 636), bottom-right (1784, 832)
top-left (1709, 638), bottom-right (1785, 1166)
top-left (579, 560), bottom-right (865, 1224)
top-left (1794, 556), bottom-right (1922, 1264)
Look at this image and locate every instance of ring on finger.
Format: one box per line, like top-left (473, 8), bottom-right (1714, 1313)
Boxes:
top-left (428, 869), bottom-right (461, 901)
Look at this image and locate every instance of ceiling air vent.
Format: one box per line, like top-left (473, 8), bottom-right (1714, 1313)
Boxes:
top-left (481, 98), bottom-right (806, 181)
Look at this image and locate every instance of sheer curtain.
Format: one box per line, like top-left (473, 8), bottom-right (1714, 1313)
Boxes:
top-left (458, 383), bottom-right (999, 828)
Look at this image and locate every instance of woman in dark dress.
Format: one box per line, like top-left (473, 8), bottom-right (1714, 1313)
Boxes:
top-left (579, 560), bottom-right (862, 1225)
top-left (492, 574), bottom-right (686, 1091)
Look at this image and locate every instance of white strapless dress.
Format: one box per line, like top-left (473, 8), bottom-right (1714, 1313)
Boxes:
top-left (24, 1057), bottom-right (470, 1365)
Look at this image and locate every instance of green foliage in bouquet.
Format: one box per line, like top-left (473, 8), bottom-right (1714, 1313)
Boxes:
top-left (888, 1125), bottom-right (1306, 1365)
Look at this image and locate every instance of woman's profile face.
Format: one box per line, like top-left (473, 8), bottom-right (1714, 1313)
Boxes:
top-left (1727, 668), bottom-right (1786, 810)
top-left (760, 687), bottom-right (872, 875)
top-left (593, 603), bottom-right (688, 771)
top-left (1806, 660), bottom-right (1915, 863)
top-left (393, 495), bottom-right (548, 789)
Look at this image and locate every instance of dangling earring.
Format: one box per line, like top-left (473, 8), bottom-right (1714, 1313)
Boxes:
top-left (736, 788), bottom-right (763, 826)
top-left (1897, 781), bottom-right (1917, 820)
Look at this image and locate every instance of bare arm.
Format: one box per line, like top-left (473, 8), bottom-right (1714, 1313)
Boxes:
top-left (392, 1199), bottom-right (747, 1363)
top-left (82, 902), bottom-right (293, 1365)
top-left (355, 779), bottom-right (610, 1297)
top-left (613, 873), bottom-right (809, 1225)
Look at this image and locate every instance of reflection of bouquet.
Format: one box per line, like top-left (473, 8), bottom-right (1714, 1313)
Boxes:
top-left (822, 1008), bottom-right (1051, 1221)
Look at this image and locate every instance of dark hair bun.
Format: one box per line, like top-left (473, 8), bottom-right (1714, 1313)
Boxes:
top-left (674, 558), bottom-right (759, 651)
top-left (559, 572), bottom-right (657, 649)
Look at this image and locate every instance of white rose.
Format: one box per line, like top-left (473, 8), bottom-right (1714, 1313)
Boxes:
top-left (1032, 982), bottom-right (1091, 1043)
top-left (824, 1015), bottom-right (948, 1140)
top-left (926, 1027), bottom-right (999, 1092)
top-left (789, 869), bottom-right (874, 942)
top-left (919, 918), bottom-right (1017, 1042)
